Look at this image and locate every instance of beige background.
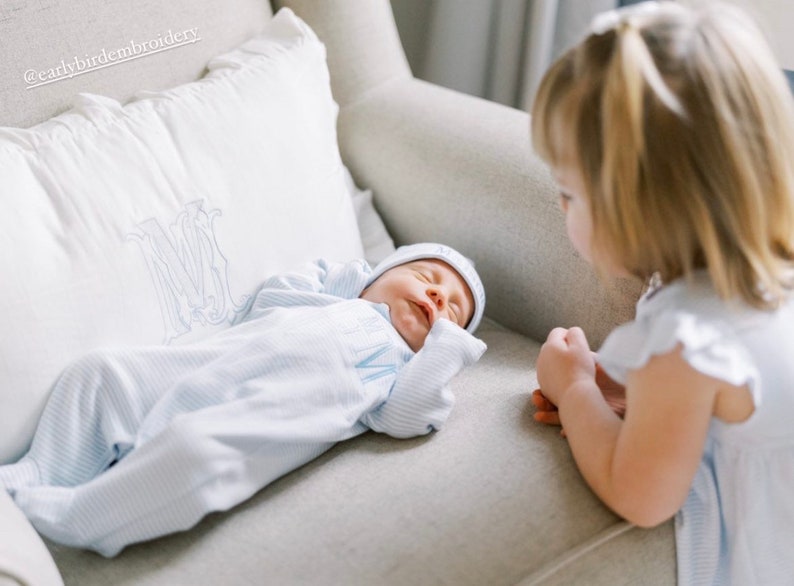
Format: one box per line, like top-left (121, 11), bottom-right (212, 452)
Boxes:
top-left (725, 0), bottom-right (794, 69)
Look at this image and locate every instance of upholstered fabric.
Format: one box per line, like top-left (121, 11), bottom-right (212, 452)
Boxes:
top-left (0, 492), bottom-right (62, 586)
top-left (277, 0), bottom-right (412, 107)
top-left (335, 78), bottom-right (641, 347)
top-left (0, 0), bottom-right (272, 128)
top-left (48, 320), bottom-right (673, 585)
top-left (284, 0), bottom-right (641, 346)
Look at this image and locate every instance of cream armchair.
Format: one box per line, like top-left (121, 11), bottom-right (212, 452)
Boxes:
top-left (0, 1), bottom-right (674, 584)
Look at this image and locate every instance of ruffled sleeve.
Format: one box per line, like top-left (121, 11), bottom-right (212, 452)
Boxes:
top-left (597, 309), bottom-right (761, 405)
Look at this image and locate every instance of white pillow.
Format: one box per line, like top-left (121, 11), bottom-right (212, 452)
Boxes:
top-left (0, 8), bottom-right (364, 462)
top-left (343, 167), bottom-right (396, 265)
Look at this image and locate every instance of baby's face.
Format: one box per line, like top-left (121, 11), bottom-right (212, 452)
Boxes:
top-left (360, 259), bottom-right (474, 352)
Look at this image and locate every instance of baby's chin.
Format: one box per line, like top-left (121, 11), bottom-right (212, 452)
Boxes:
top-left (388, 305), bottom-right (431, 352)
top-left (394, 320), bottom-right (428, 352)
top-left (398, 330), bottom-right (426, 353)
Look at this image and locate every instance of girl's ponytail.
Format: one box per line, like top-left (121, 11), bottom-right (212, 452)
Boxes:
top-left (597, 21), bottom-right (687, 270)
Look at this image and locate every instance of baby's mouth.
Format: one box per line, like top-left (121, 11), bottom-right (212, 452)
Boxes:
top-left (414, 300), bottom-right (433, 326)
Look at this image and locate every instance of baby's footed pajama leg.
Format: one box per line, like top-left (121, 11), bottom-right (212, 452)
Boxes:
top-left (11, 398), bottom-right (337, 556)
top-left (0, 347), bottom-right (197, 491)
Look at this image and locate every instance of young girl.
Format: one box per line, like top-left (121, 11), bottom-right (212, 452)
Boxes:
top-left (529, 2), bottom-right (794, 584)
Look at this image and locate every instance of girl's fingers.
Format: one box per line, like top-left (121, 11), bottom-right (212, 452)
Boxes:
top-left (531, 389), bottom-right (557, 411)
top-left (532, 389), bottom-right (561, 426)
top-left (533, 410), bottom-right (561, 425)
top-left (545, 327), bottom-right (569, 347)
top-left (565, 326), bottom-right (591, 351)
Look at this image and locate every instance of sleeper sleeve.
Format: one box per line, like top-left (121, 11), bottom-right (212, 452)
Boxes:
top-left (234, 259), bottom-right (371, 323)
top-left (362, 319), bottom-right (487, 438)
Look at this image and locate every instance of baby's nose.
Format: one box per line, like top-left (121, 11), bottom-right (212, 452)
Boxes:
top-left (428, 288), bottom-right (446, 308)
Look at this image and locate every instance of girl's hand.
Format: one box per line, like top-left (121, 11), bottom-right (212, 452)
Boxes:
top-left (535, 327), bottom-right (596, 406)
top-left (531, 388), bottom-right (561, 426)
top-left (532, 363), bottom-right (626, 432)
top-left (532, 328), bottom-right (626, 434)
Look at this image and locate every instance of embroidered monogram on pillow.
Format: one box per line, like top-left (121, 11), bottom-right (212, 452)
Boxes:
top-left (0, 8), bottom-right (364, 462)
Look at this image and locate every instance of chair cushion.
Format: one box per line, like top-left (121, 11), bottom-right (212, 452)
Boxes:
top-left (48, 320), bottom-right (674, 585)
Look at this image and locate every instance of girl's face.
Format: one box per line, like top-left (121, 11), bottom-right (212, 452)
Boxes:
top-left (554, 163), bottom-right (595, 265)
top-left (554, 163), bottom-right (630, 277)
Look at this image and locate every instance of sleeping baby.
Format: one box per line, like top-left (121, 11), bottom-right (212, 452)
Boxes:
top-left (0, 242), bottom-right (486, 557)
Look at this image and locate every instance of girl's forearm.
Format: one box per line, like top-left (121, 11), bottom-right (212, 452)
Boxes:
top-left (557, 380), bottom-right (627, 516)
top-left (558, 379), bottom-right (684, 527)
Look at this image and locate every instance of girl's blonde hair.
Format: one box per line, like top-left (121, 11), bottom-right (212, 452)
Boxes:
top-left (531, 1), bottom-right (794, 308)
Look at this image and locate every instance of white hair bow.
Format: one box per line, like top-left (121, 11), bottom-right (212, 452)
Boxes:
top-left (590, 1), bottom-right (663, 35)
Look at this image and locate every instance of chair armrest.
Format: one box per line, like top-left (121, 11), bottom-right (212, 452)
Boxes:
top-left (275, 0), bottom-right (412, 107)
top-left (338, 78), bottom-right (640, 345)
top-left (278, 0), bottom-right (639, 345)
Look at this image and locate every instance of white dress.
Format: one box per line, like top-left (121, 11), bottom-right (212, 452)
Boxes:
top-left (597, 271), bottom-right (794, 585)
top-left (0, 258), bottom-right (486, 556)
